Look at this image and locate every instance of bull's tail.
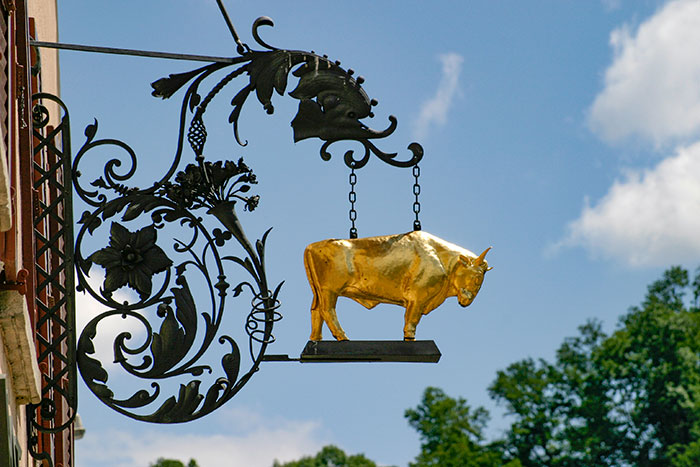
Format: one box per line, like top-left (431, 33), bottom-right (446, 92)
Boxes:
top-left (303, 246), bottom-right (320, 311)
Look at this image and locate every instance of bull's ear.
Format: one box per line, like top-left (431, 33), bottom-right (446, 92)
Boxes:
top-left (458, 255), bottom-right (472, 266)
top-left (486, 266), bottom-right (494, 272)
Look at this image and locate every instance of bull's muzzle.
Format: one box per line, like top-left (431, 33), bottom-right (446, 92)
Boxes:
top-left (458, 289), bottom-right (475, 307)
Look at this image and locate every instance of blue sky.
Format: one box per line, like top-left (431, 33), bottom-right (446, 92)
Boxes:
top-left (53, 0), bottom-right (700, 465)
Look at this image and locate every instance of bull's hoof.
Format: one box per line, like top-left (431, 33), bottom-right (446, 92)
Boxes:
top-left (404, 336), bottom-right (416, 341)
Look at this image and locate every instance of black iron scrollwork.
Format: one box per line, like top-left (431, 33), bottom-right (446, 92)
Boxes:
top-left (73, 116), bottom-right (284, 422)
top-left (74, 15), bottom-right (420, 423)
top-left (151, 16), bottom-right (424, 169)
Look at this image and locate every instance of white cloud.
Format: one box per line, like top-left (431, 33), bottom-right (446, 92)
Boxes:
top-left (601, 0), bottom-right (623, 11)
top-left (588, 0), bottom-right (700, 147)
top-left (76, 275), bottom-right (146, 372)
top-left (413, 53), bottom-right (464, 141)
top-left (562, 141), bottom-right (700, 266)
top-left (76, 408), bottom-right (326, 467)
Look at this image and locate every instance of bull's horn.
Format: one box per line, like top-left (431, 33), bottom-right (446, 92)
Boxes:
top-left (474, 247), bottom-right (491, 265)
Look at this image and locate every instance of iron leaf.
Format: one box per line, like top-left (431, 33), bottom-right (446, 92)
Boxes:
top-left (166, 382), bottom-right (204, 422)
top-left (77, 352), bottom-right (109, 385)
top-left (86, 217), bottom-right (102, 235)
top-left (150, 396), bottom-right (177, 422)
top-left (172, 278), bottom-right (197, 350)
top-left (91, 383), bottom-right (115, 400)
top-left (84, 119), bottom-right (98, 142)
top-left (189, 92), bottom-right (201, 112)
top-left (113, 389), bottom-right (159, 409)
top-left (201, 382), bottom-right (224, 413)
top-left (100, 198), bottom-right (128, 220)
top-left (221, 351), bottom-right (240, 384)
top-left (151, 66), bottom-right (209, 99)
top-left (90, 177), bottom-right (108, 189)
top-left (122, 197), bottom-right (162, 222)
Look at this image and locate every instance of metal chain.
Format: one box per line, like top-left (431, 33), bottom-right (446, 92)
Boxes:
top-left (413, 164), bottom-right (422, 231)
top-left (349, 167), bottom-right (358, 238)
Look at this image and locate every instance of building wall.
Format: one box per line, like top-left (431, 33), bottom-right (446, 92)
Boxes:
top-left (1, 1), bottom-right (62, 465)
top-left (28, 1), bottom-right (59, 89)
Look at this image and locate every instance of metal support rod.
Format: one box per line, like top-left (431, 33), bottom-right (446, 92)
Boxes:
top-left (215, 0), bottom-right (248, 55)
top-left (30, 40), bottom-right (236, 63)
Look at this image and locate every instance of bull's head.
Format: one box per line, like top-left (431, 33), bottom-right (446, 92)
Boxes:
top-left (454, 247), bottom-right (491, 307)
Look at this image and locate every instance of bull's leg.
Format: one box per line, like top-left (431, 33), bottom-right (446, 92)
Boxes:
top-left (309, 296), bottom-right (324, 341)
top-left (403, 303), bottom-right (422, 341)
top-left (320, 292), bottom-right (348, 341)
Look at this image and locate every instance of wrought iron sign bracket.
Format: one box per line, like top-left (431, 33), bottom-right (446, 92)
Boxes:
top-left (31, 3), bottom-right (430, 425)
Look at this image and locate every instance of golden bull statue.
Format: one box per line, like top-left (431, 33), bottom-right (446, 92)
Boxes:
top-left (303, 231), bottom-right (491, 341)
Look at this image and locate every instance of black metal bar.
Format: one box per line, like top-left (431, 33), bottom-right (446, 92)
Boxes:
top-left (215, 0), bottom-right (247, 55)
top-left (300, 340), bottom-right (442, 363)
top-left (261, 354), bottom-right (301, 362)
top-left (30, 40), bottom-right (236, 63)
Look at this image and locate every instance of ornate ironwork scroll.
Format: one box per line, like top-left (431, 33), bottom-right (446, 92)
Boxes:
top-left (150, 16), bottom-right (424, 170)
top-left (73, 15), bottom-right (422, 423)
top-left (73, 134), bottom-right (282, 422)
top-left (27, 93), bottom-right (77, 466)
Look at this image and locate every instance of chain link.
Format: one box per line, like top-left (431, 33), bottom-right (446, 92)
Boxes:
top-left (413, 164), bottom-right (422, 231)
top-left (349, 168), bottom-right (358, 238)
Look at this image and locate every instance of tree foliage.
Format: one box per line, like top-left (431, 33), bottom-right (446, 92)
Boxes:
top-left (272, 445), bottom-right (379, 467)
top-left (149, 458), bottom-right (199, 467)
top-left (404, 387), bottom-right (511, 466)
top-left (405, 266), bottom-right (700, 466)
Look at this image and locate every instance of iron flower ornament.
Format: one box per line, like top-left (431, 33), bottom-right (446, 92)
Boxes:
top-left (163, 158), bottom-right (260, 211)
top-left (88, 223), bottom-right (172, 299)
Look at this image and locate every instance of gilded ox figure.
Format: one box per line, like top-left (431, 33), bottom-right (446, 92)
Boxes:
top-left (303, 231), bottom-right (491, 341)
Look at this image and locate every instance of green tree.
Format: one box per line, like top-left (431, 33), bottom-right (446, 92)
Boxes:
top-left (405, 266), bottom-right (700, 467)
top-left (597, 266), bottom-right (700, 466)
top-left (488, 266), bottom-right (700, 466)
top-left (149, 458), bottom-right (199, 467)
top-left (488, 321), bottom-right (622, 466)
top-left (272, 445), bottom-right (379, 467)
top-left (404, 387), bottom-right (516, 467)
